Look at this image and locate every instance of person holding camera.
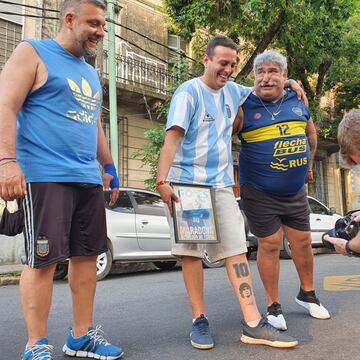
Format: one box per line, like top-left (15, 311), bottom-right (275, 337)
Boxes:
top-left (323, 109), bottom-right (360, 257)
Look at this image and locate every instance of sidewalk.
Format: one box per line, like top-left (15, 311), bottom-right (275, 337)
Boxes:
top-left (0, 263), bottom-right (23, 286)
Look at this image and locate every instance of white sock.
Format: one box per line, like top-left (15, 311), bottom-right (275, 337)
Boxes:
top-left (246, 318), bottom-right (261, 328)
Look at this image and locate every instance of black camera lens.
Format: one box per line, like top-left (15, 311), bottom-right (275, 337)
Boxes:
top-left (322, 214), bottom-right (359, 250)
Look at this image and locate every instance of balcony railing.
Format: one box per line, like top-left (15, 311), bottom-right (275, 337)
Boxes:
top-left (103, 44), bottom-right (181, 96)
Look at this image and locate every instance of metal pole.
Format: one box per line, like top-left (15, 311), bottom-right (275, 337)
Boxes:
top-left (107, 1), bottom-right (119, 168)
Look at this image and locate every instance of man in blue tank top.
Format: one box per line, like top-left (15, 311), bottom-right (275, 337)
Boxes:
top-left (156, 36), bottom-right (303, 351)
top-left (236, 51), bottom-right (330, 332)
top-left (0, 1), bottom-right (123, 359)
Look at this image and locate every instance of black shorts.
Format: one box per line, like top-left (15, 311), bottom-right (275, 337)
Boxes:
top-left (23, 183), bottom-right (107, 268)
top-left (240, 183), bottom-right (310, 238)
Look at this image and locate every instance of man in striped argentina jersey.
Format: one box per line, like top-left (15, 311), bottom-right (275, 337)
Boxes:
top-left (156, 36), bottom-right (302, 350)
top-left (236, 51), bottom-right (330, 333)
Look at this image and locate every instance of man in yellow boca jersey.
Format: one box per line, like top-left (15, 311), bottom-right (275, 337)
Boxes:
top-left (235, 50), bottom-right (330, 332)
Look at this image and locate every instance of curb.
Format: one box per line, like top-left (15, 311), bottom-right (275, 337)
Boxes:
top-left (0, 274), bottom-right (20, 286)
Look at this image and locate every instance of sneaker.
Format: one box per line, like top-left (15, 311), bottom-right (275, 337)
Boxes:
top-left (266, 302), bottom-right (287, 331)
top-left (62, 325), bottom-right (124, 359)
top-left (190, 314), bottom-right (214, 350)
top-left (295, 288), bottom-right (330, 319)
top-left (240, 317), bottom-right (298, 348)
top-left (22, 338), bottom-right (53, 360)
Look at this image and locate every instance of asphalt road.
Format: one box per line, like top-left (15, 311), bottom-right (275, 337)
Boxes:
top-left (0, 253), bottom-right (359, 360)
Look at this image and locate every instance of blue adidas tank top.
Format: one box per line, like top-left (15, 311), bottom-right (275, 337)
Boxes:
top-left (16, 39), bottom-right (103, 184)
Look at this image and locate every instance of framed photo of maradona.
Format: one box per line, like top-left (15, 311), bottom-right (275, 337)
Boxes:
top-left (171, 183), bottom-right (220, 244)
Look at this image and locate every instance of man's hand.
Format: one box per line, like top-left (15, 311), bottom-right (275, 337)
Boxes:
top-left (157, 183), bottom-right (179, 216)
top-left (323, 235), bottom-right (348, 256)
top-left (306, 170), bottom-right (314, 183)
top-left (0, 162), bottom-right (26, 201)
top-left (103, 164), bottom-right (120, 206)
top-left (287, 79), bottom-right (309, 107)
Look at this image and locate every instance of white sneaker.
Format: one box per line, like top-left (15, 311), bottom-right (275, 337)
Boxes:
top-left (295, 288), bottom-right (330, 319)
top-left (266, 302), bottom-right (287, 331)
top-left (295, 298), bottom-right (330, 319)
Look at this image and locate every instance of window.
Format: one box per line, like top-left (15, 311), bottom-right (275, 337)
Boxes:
top-left (168, 34), bottom-right (186, 61)
top-left (105, 191), bottom-right (133, 212)
top-left (131, 191), bottom-right (164, 207)
top-left (131, 191), bottom-right (165, 216)
top-left (308, 198), bottom-right (329, 215)
top-left (0, 18), bottom-right (22, 70)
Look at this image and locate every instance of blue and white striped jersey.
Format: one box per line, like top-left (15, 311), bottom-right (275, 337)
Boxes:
top-left (166, 77), bottom-right (251, 188)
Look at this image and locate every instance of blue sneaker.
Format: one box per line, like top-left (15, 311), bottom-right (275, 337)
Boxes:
top-left (190, 314), bottom-right (214, 349)
top-left (22, 338), bottom-right (53, 359)
top-left (62, 325), bottom-right (124, 359)
top-left (241, 317), bottom-right (298, 348)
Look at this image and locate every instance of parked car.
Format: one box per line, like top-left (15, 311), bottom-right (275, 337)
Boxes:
top-left (237, 196), bottom-right (342, 259)
top-left (55, 188), bottom-right (253, 281)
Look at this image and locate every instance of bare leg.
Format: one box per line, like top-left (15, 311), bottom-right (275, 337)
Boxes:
top-left (256, 228), bottom-right (282, 306)
top-left (225, 254), bottom-right (261, 323)
top-left (68, 256), bottom-right (97, 337)
top-left (20, 264), bottom-right (56, 346)
top-left (181, 256), bottom-right (205, 319)
top-left (283, 226), bottom-right (313, 291)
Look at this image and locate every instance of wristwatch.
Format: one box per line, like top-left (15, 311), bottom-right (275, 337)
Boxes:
top-left (345, 241), bottom-right (360, 257)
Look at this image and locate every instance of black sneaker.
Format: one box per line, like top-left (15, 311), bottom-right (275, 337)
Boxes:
top-left (240, 317), bottom-right (298, 348)
top-left (266, 302), bottom-right (287, 331)
top-left (295, 288), bottom-right (330, 319)
top-left (190, 314), bottom-right (214, 350)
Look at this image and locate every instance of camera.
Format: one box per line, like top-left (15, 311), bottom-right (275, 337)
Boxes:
top-left (322, 214), bottom-right (359, 250)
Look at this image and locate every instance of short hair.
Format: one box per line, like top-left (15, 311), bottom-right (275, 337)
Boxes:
top-left (253, 50), bottom-right (287, 76)
top-left (205, 36), bottom-right (237, 58)
top-left (59, 0), bottom-right (105, 26)
top-left (239, 283), bottom-right (250, 291)
top-left (337, 109), bottom-right (360, 166)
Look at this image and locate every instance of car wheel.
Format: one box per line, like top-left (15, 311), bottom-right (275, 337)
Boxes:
top-left (202, 251), bottom-right (225, 268)
top-left (153, 261), bottom-right (178, 270)
top-left (96, 249), bottom-right (113, 281)
top-left (53, 263), bottom-right (68, 280)
top-left (280, 236), bottom-right (292, 259)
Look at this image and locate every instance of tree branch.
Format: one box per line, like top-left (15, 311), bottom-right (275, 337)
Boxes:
top-left (235, 10), bottom-right (286, 80)
top-left (298, 68), bottom-right (315, 100)
top-left (316, 59), bottom-right (332, 100)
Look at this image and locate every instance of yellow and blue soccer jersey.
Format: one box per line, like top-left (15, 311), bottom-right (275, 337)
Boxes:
top-left (238, 90), bottom-right (310, 196)
top-left (167, 78), bottom-right (251, 188)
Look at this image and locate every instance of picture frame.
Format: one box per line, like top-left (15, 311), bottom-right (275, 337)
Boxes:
top-left (171, 183), bottom-right (220, 244)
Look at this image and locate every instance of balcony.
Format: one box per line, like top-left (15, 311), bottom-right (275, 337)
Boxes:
top-left (102, 42), bottom-right (180, 99)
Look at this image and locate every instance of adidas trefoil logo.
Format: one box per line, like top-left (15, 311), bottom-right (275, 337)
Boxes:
top-left (67, 77), bottom-right (101, 111)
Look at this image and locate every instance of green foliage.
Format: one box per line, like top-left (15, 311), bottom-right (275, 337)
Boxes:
top-left (134, 55), bottom-right (204, 190)
top-left (162, 0), bottom-right (359, 139)
top-left (133, 126), bottom-right (166, 191)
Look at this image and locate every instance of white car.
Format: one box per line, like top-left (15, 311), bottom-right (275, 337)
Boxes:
top-left (55, 188), bottom-right (228, 281)
top-left (54, 192), bottom-right (339, 280)
top-left (281, 196), bottom-right (342, 258)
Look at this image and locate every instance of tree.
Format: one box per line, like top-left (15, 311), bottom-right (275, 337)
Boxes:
top-left (162, 0), bottom-right (359, 119)
top-left (137, 1), bottom-right (359, 188)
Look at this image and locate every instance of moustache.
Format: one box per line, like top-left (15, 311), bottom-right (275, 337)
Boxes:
top-left (258, 81), bottom-right (278, 87)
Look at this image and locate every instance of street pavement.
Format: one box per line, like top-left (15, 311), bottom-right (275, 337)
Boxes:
top-left (0, 253), bottom-right (359, 360)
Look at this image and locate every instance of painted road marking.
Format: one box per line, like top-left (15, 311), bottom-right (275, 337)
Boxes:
top-left (324, 275), bottom-right (360, 291)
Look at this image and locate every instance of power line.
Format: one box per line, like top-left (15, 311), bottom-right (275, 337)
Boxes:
top-left (106, 18), bottom-right (198, 64)
top-left (0, 0), bottom-right (199, 64)
top-left (0, 11), bottom-right (58, 20)
top-left (0, 0), bottom-right (58, 12)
